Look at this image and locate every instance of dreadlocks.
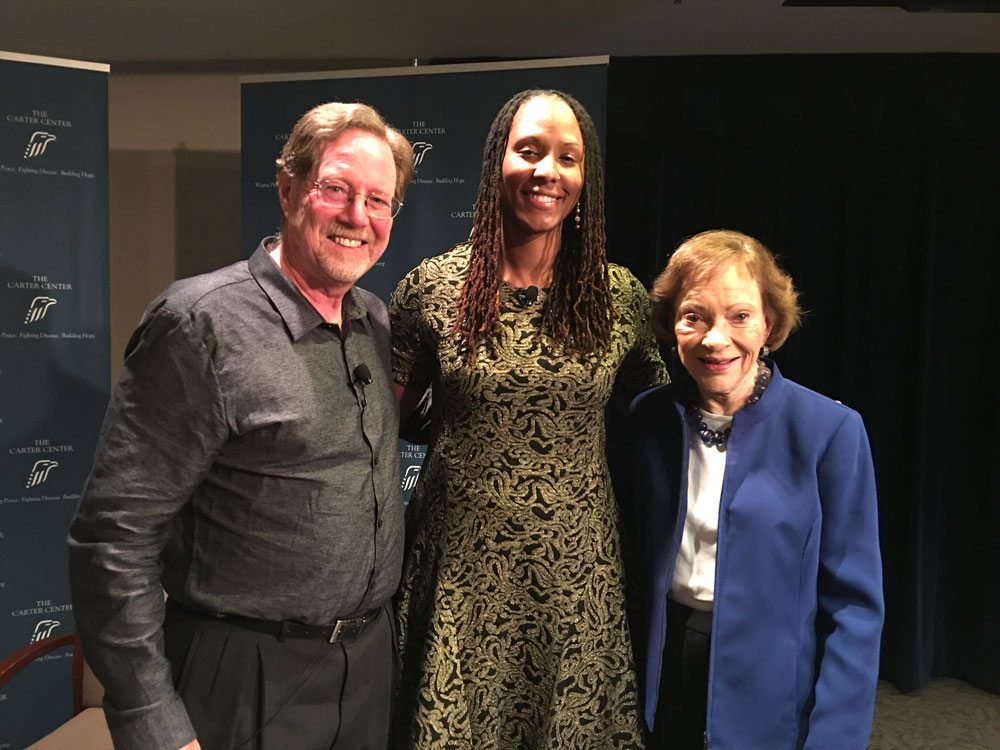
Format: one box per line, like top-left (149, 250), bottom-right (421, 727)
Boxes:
top-left (453, 89), bottom-right (613, 361)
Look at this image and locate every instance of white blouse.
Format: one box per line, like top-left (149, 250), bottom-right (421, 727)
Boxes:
top-left (670, 410), bottom-right (731, 612)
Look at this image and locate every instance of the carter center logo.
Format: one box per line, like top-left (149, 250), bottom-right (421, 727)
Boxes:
top-left (402, 465), bottom-right (421, 492)
top-left (24, 296), bottom-right (57, 323)
top-left (24, 131), bottom-right (57, 159)
top-left (26, 459), bottom-right (59, 488)
top-left (31, 619), bottom-right (61, 642)
top-left (412, 142), bottom-right (433, 168)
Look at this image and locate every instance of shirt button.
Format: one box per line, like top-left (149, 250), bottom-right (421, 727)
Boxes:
top-left (374, 456), bottom-right (380, 465)
top-left (377, 518), bottom-right (384, 528)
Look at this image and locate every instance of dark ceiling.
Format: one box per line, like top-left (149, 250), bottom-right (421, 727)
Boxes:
top-left (2, 0), bottom-right (999, 72)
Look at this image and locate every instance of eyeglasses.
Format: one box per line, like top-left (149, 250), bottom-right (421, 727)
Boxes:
top-left (308, 179), bottom-right (402, 219)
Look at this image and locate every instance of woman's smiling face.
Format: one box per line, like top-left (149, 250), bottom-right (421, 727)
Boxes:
top-left (674, 262), bottom-right (772, 416)
top-left (500, 95), bottom-right (584, 245)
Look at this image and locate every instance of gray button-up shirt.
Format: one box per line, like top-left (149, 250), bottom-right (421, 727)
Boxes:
top-left (67, 241), bottom-right (403, 750)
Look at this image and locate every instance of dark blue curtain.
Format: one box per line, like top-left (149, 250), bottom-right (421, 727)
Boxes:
top-left (605, 53), bottom-right (1000, 694)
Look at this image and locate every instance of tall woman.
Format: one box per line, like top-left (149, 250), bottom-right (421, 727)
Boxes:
top-left (390, 89), bottom-right (666, 748)
top-left (626, 230), bottom-right (883, 749)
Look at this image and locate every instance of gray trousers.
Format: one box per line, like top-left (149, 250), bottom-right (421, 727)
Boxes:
top-left (163, 601), bottom-right (396, 750)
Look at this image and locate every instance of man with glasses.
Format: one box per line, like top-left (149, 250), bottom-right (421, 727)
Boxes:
top-left (68, 102), bottom-right (414, 750)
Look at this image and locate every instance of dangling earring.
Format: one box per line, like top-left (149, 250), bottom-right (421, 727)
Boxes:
top-left (760, 345), bottom-right (770, 359)
top-left (574, 202), bottom-right (581, 230)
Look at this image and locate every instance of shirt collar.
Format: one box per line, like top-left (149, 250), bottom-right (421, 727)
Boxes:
top-left (248, 238), bottom-right (371, 341)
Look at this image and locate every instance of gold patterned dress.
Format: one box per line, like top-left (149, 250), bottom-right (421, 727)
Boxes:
top-left (390, 244), bottom-right (667, 750)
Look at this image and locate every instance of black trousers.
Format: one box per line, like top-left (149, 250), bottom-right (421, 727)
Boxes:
top-left (647, 598), bottom-right (712, 750)
top-left (163, 601), bottom-right (396, 750)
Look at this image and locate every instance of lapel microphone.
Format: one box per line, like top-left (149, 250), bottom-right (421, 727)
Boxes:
top-left (353, 364), bottom-right (373, 386)
top-left (515, 286), bottom-right (539, 305)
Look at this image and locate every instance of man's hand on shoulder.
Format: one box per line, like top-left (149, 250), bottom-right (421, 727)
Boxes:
top-left (179, 740), bottom-right (201, 750)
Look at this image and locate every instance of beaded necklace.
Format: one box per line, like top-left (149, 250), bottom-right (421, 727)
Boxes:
top-left (685, 361), bottom-right (772, 448)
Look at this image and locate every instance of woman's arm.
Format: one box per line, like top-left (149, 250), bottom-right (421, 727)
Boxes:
top-left (394, 383), bottom-right (422, 424)
top-left (389, 262), bottom-right (436, 443)
top-left (806, 411), bottom-right (884, 749)
top-left (396, 383), bottom-right (432, 443)
top-left (610, 266), bottom-right (669, 410)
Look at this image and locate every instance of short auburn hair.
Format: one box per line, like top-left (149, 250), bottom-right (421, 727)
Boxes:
top-left (651, 229), bottom-right (802, 350)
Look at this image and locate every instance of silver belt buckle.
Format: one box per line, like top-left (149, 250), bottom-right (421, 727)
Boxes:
top-left (328, 616), bottom-right (366, 643)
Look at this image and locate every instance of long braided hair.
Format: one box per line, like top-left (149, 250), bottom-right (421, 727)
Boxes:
top-left (453, 89), bottom-right (613, 361)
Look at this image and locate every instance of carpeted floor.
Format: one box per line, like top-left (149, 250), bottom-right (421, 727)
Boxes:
top-left (869, 678), bottom-right (1000, 749)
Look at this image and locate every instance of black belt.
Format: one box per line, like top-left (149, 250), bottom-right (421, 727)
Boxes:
top-left (667, 596), bottom-right (713, 636)
top-left (167, 599), bottom-right (379, 643)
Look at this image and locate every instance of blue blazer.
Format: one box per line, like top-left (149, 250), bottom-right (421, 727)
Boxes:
top-left (625, 362), bottom-right (883, 749)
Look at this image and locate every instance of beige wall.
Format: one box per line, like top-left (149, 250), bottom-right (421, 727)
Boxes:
top-left (107, 73), bottom-right (242, 381)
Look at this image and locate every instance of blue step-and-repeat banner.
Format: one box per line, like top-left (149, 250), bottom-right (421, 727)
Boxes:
top-left (0, 51), bottom-right (110, 749)
top-left (240, 57), bottom-right (608, 501)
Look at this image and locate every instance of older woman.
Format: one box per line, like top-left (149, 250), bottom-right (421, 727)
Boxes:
top-left (390, 89), bottom-right (667, 748)
top-left (625, 230), bottom-right (883, 749)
